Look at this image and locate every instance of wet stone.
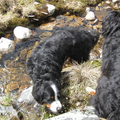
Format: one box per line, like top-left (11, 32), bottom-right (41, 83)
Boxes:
top-left (0, 54), bottom-right (2, 60)
top-left (40, 21), bottom-right (57, 30)
top-left (39, 31), bottom-right (52, 39)
top-left (56, 22), bottom-right (69, 28)
top-left (7, 81), bottom-right (19, 91)
top-left (56, 19), bottom-right (65, 23)
top-left (69, 22), bottom-right (80, 27)
top-left (65, 15), bottom-right (74, 21)
top-left (96, 15), bottom-right (103, 21)
top-left (74, 17), bottom-right (84, 26)
top-left (16, 74), bottom-right (31, 85)
top-left (20, 49), bottom-right (28, 60)
top-left (26, 50), bottom-right (33, 59)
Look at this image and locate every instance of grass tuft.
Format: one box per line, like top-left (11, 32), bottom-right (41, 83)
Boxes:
top-left (61, 60), bottom-right (101, 110)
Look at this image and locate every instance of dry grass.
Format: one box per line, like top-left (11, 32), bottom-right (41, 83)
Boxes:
top-left (0, 0), bottom-right (36, 30)
top-left (61, 60), bottom-right (101, 108)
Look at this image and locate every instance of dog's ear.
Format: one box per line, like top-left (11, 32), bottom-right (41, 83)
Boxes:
top-left (32, 83), bottom-right (44, 104)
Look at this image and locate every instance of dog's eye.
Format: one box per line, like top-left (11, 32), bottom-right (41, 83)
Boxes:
top-left (51, 96), bottom-right (54, 99)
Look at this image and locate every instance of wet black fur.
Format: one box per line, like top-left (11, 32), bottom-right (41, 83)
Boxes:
top-left (26, 27), bottom-right (99, 106)
top-left (90, 11), bottom-right (120, 120)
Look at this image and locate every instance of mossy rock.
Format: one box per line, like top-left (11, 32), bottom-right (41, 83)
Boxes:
top-left (7, 17), bottom-right (30, 30)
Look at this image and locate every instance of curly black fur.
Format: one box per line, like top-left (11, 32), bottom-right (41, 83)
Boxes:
top-left (90, 11), bottom-right (120, 120)
top-left (26, 27), bottom-right (99, 106)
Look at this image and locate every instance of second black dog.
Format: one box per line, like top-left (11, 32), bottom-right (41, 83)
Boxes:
top-left (27, 27), bottom-right (99, 113)
top-left (90, 11), bottom-right (120, 120)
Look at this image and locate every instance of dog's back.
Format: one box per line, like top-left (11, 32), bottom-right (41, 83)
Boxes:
top-left (90, 11), bottom-right (120, 120)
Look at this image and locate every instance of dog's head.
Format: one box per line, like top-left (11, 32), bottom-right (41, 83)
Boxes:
top-left (32, 81), bottom-right (62, 114)
top-left (101, 11), bottom-right (120, 38)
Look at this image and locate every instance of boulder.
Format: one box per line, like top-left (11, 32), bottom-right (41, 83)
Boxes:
top-left (0, 37), bottom-right (15, 54)
top-left (46, 4), bottom-right (55, 16)
top-left (13, 26), bottom-right (32, 40)
top-left (85, 7), bottom-right (95, 20)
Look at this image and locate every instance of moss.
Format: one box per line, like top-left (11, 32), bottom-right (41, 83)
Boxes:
top-left (0, 31), bottom-right (5, 37)
top-left (8, 17), bottom-right (30, 29)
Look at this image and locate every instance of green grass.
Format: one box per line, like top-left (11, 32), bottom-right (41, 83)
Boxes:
top-left (0, 93), bottom-right (12, 106)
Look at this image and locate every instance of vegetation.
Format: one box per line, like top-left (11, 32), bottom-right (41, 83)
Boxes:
top-left (0, 93), bottom-right (12, 106)
top-left (0, 0), bottom-right (102, 36)
top-left (40, 60), bottom-right (101, 119)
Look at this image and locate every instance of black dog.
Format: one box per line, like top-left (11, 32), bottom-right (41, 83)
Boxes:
top-left (27, 27), bottom-right (99, 113)
top-left (90, 11), bottom-right (120, 120)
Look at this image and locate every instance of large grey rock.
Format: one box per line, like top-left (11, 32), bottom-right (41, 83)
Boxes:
top-left (0, 104), bottom-right (17, 117)
top-left (47, 107), bottom-right (99, 120)
top-left (17, 86), bottom-right (35, 104)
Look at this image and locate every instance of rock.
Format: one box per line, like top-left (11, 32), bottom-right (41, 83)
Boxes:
top-left (20, 49), bottom-right (28, 60)
top-left (0, 54), bottom-right (2, 60)
top-left (106, 0), bottom-right (111, 4)
top-left (46, 4), bottom-right (55, 16)
top-left (113, 4), bottom-right (120, 10)
top-left (7, 81), bottom-right (19, 91)
top-left (0, 104), bottom-right (18, 117)
top-left (95, 6), bottom-right (99, 11)
top-left (39, 31), bottom-right (52, 39)
top-left (34, 1), bottom-right (40, 6)
top-left (17, 86), bottom-right (35, 104)
top-left (112, 0), bottom-right (119, 3)
top-left (74, 17), bottom-right (84, 26)
top-left (13, 26), bottom-right (32, 40)
top-left (85, 7), bottom-right (95, 20)
top-left (98, 3), bottom-right (102, 7)
top-left (40, 21), bottom-right (56, 30)
top-left (47, 107), bottom-right (99, 120)
top-left (0, 37), bottom-right (15, 54)
top-left (69, 22), bottom-right (79, 27)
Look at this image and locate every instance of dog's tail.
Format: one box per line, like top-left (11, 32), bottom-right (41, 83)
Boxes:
top-left (88, 29), bottom-right (99, 45)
